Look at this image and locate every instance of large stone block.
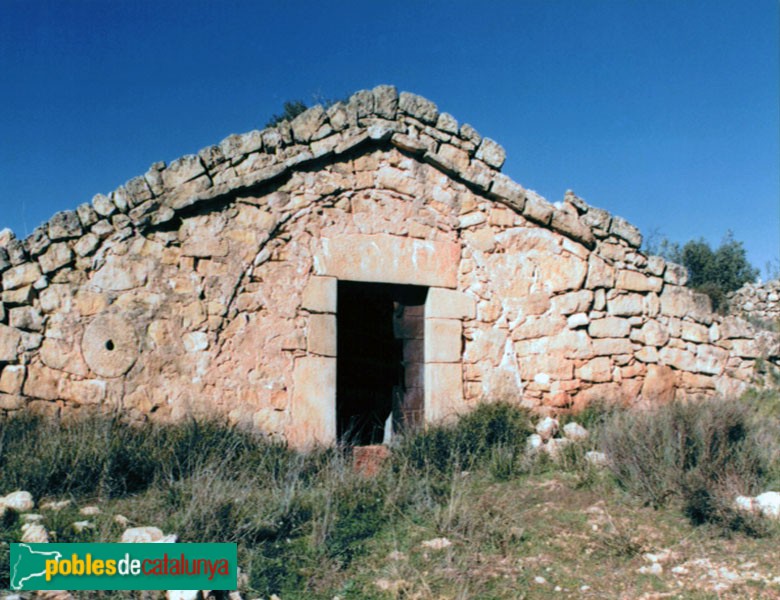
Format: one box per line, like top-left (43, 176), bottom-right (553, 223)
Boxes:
top-left (592, 338), bottom-right (633, 356)
top-left (301, 276), bottom-right (337, 313)
top-left (579, 356), bottom-right (612, 383)
top-left (58, 378), bottom-right (107, 405)
top-left (288, 356), bottom-right (336, 447)
top-left (463, 328), bottom-right (507, 364)
top-left (425, 363), bottom-right (465, 422)
top-left (616, 270), bottom-right (663, 293)
top-left (659, 347), bottom-right (697, 372)
top-left (398, 92), bottom-right (438, 124)
top-left (606, 293), bottom-right (644, 317)
top-left (695, 344), bottom-right (727, 375)
top-left (475, 137), bottom-right (506, 169)
top-left (425, 318), bottom-right (462, 363)
top-left (518, 352), bottom-right (574, 380)
top-left (91, 256), bottom-right (149, 292)
top-left (660, 287), bottom-right (712, 322)
top-left (681, 321), bottom-right (709, 343)
top-left (636, 320), bottom-right (669, 347)
top-left (425, 288), bottom-right (476, 320)
top-left (536, 253), bottom-right (588, 294)
top-left (2, 263), bottom-right (42, 290)
top-left (0, 325), bottom-right (22, 362)
top-left (23, 364), bottom-right (60, 400)
top-left (641, 364), bottom-right (676, 403)
top-left (550, 290), bottom-right (593, 316)
top-left (39, 242), bottom-right (73, 274)
top-left (48, 210), bottom-right (83, 240)
top-left (609, 215), bottom-right (642, 248)
top-left (315, 234), bottom-right (459, 288)
top-left (162, 155), bottom-right (205, 190)
top-left (511, 315), bottom-right (566, 340)
top-left (0, 365), bottom-right (25, 394)
top-left (10, 307), bottom-right (43, 332)
top-left (588, 317), bottom-right (631, 339)
top-left (181, 238), bottom-right (229, 258)
top-left (308, 314), bottom-right (336, 357)
top-left (585, 254), bottom-right (615, 289)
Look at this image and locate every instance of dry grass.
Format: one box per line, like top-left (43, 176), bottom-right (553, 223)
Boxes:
top-left (2, 395), bottom-right (780, 598)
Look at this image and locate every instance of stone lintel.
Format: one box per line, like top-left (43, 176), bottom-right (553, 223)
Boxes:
top-left (314, 234), bottom-right (459, 289)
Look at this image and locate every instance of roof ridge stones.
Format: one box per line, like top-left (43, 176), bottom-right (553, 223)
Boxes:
top-left (1, 85), bottom-right (649, 286)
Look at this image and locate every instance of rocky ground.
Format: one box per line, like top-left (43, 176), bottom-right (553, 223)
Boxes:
top-left (3, 415), bottom-right (780, 599)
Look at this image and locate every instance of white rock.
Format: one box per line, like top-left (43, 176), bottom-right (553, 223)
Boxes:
top-left (643, 549), bottom-right (673, 564)
top-left (114, 514), bottom-right (130, 526)
top-left (585, 451), bottom-right (609, 467)
top-left (637, 563), bottom-right (663, 575)
top-left (671, 566), bottom-right (689, 575)
top-left (562, 422), bottom-right (589, 441)
top-left (533, 373), bottom-right (550, 386)
top-left (21, 513), bottom-right (43, 523)
top-left (567, 313), bottom-right (589, 329)
top-left (755, 491), bottom-right (780, 518)
top-left (421, 537), bottom-right (452, 550)
top-left (73, 521), bottom-right (94, 533)
top-left (533, 576), bottom-right (547, 584)
top-left (543, 437), bottom-right (571, 459)
top-left (527, 433), bottom-right (544, 451)
top-left (40, 499), bottom-right (71, 511)
top-left (734, 495), bottom-right (757, 512)
top-left (121, 526), bottom-right (164, 543)
top-left (21, 523), bottom-right (49, 543)
top-left (183, 332), bottom-right (209, 352)
top-left (79, 505), bottom-right (101, 516)
top-left (166, 592), bottom-right (199, 600)
top-left (536, 416), bottom-right (559, 441)
top-left (3, 491), bottom-right (34, 512)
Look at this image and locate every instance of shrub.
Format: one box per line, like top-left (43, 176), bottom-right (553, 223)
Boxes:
top-left (396, 402), bottom-right (533, 474)
top-left (600, 398), bottom-right (770, 531)
top-left (645, 231), bottom-right (759, 312)
top-left (265, 100), bottom-right (308, 127)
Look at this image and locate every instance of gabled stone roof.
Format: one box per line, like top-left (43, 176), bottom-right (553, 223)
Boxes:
top-left (0, 85), bottom-right (646, 275)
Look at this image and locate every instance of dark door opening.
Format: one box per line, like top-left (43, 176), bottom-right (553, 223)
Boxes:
top-left (337, 281), bottom-right (428, 445)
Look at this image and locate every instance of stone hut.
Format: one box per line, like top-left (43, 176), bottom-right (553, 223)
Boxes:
top-left (0, 86), bottom-right (777, 447)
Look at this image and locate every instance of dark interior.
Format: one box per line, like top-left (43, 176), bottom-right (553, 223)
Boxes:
top-left (337, 281), bottom-right (427, 445)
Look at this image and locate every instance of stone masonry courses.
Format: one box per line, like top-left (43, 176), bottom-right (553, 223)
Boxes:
top-left (0, 85), bottom-right (778, 447)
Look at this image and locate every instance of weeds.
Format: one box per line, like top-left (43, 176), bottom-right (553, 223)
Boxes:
top-left (2, 394), bottom-right (780, 596)
top-left (599, 396), bottom-right (779, 533)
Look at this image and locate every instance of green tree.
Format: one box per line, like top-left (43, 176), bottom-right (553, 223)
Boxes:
top-left (648, 231), bottom-right (759, 312)
top-left (265, 100), bottom-right (308, 128)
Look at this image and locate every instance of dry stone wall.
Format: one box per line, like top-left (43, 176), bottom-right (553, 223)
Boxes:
top-left (728, 280), bottom-right (780, 325)
top-left (0, 85), bottom-right (777, 444)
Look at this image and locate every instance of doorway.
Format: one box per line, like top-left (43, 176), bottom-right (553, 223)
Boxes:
top-left (337, 281), bottom-right (428, 445)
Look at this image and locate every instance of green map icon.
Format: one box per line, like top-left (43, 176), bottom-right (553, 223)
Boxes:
top-left (11, 543), bottom-right (63, 590)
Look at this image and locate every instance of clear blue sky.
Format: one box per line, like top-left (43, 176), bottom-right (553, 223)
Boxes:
top-left (1, 1), bottom-right (778, 276)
